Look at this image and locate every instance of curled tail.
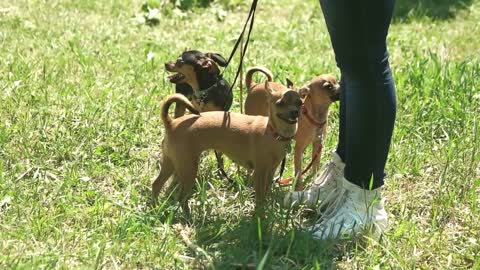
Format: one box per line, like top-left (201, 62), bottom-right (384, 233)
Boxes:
top-left (161, 94), bottom-right (200, 128)
top-left (245, 66), bottom-right (273, 93)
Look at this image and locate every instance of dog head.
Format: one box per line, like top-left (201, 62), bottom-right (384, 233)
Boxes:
top-left (164, 50), bottom-right (227, 90)
top-left (298, 74), bottom-right (340, 104)
top-left (265, 81), bottom-right (302, 137)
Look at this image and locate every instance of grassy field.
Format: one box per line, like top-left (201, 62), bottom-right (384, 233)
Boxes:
top-left (1, 0), bottom-right (479, 269)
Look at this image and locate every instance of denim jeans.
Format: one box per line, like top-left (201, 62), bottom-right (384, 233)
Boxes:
top-left (319, 0), bottom-right (397, 189)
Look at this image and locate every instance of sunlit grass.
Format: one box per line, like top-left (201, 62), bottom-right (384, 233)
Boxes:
top-left (0, 0), bottom-right (479, 268)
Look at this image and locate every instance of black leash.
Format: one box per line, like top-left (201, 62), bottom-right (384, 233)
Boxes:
top-left (222, 0), bottom-right (258, 95)
top-left (215, 0), bottom-right (258, 183)
top-left (274, 157), bottom-right (287, 183)
top-left (215, 150), bottom-right (237, 184)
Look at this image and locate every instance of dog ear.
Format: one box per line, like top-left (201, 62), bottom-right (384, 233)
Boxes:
top-left (298, 86), bottom-right (310, 99)
top-left (286, 78), bottom-right (294, 89)
top-left (206, 53), bottom-right (228, 67)
top-left (200, 59), bottom-right (214, 71)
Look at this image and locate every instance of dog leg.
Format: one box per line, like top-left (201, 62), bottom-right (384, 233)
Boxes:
top-left (293, 140), bottom-right (309, 191)
top-left (175, 156), bottom-right (200, 215)
top-left (152, 157), bottom-right (175, 204)
top-left (264, 169), bottom-right (275, 197)
top-left (253, 167), bottom-right (270, 217)
top-left (311, 140), bottom-right (322, 175)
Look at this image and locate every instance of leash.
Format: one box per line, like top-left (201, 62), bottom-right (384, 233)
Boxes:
top-left (273, 157), bottom-right (287, 183)
top-left (222, 0), bottom-right (258, 95)
top-left (214, 150), bottom-right (237, 184)
top-left (276, 104), bottom-right (327, 185)
top-left (215, 0), bottom-right (258, 183)
top-left (276, 133), bottom-right (324, 186)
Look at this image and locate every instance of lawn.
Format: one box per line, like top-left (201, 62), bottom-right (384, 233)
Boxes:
top-left (0, 0), bottom-right (479, 269)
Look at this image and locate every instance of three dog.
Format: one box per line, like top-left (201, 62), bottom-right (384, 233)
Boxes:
top-left (157, 55), bottom-right (339, 214)
top-left (152, 84), bottom-right (302, 214)
top-left (244, 67), bottom-right (340, 190)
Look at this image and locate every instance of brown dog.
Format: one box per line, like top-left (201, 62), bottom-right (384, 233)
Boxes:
top-left (244, 66), bottom-right (294, 116)
top-left (152, 85), bottom-right (302, 215)
top-left (244, 66), bottom-right (340, 190)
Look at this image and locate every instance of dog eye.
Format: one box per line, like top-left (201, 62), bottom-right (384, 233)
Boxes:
top-left (176, 57), bottom-right (185, 65)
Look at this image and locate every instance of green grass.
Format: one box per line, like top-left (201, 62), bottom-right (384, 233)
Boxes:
top-left (1, 0), bottom-right (479, 268)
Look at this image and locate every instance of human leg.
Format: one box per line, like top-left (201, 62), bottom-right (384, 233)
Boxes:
top-left (308, 0), bottom-right (396, 239)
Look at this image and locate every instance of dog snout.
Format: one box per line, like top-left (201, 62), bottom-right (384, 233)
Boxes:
top-left (331, 84), bottom-right (341, 102)
top-left (289, 110), bottom-right (299, 119)
top-left (164, 62), bottom-right (174, 71)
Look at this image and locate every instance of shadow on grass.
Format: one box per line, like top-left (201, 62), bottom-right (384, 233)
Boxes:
top-left (393, 0), bottom-right (474, 21)
top-left (195, 218), bottom-right (341, 269)
top-left (190, 192), bottom-right (353, 270)
top-left (144, 171), bottom-right (355, 268)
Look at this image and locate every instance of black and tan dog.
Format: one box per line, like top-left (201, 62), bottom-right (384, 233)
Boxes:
top-left (244, 66), bottom-right (340, 190)
top-left (165, 50), bottom-right (233, 118)
top-left (152, 83), bottom-right (302, 215)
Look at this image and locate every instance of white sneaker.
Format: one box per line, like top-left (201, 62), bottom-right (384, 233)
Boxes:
top-left (307, 177), bottom-right (388, 240)
top-left (284, 151), bottom-right (345, 208)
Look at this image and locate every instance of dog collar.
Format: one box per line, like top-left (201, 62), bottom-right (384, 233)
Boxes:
top-left (302, 105), bottom-right (326, 129)
top-left (198, 75), bottom-right (225, 92)
top-left (267, 124), bottom-right (294, 142)
top-left (193, 77), bottom-right (227, 101)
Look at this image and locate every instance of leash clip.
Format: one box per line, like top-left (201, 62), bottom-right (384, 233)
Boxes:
top-left (285, 141), bottom-right (292, 153)
top-left (315, 129), bottom-right (324, 143)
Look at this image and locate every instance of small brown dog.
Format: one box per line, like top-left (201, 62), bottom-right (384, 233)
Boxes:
top-left (244, 66), bottom-right (294, 116)
top-left (153, 85), bottom-right (302, 214)
top-left (244, 66), bottom-right (340, 190)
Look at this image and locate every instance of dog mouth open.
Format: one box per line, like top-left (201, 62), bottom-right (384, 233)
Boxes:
top-left (168, 73), bottom-right (185, 83)
top-left (277, 113), bottom-right (298, 124)
top-left (283, 118), bottom-right (298, 124)
top-left (165, 62), bottom-right (185, 83)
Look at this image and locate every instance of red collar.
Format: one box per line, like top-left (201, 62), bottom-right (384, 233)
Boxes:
top-left (302, 105), bottom-right (326, 129)
top-left (267, 124), bottom-right (294, 142)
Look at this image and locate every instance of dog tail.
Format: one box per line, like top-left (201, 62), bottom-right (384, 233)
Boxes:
top-left (246, 66), bottom-right (273, 93)
top-left (161, 94), bottom-right (200, 128)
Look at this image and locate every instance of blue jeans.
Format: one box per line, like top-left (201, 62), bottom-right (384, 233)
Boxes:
top-left (319, 0), bottom-right (397, 189)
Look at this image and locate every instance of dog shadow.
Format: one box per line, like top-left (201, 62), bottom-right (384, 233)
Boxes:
top-left (189, 191), bottom-right (357, 269)
top-left (393, 0), bottom-right (474, 21)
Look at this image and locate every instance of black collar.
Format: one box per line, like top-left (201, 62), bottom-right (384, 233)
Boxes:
top-left (198, 75), bottom-right (225, 92)
top-left (193, 76), bottom-right (226, 101)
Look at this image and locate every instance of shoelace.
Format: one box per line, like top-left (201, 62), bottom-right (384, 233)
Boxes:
top-left (317, 192), bottom-right (381, 225)
top-left (311, 189), bottom-right (358, 239)
top-left (316, 184), bottom-right (344, 211)
top-left (312, 160), bottom-right (336, 188)
top-left (312, 191), bottom-right (386, 238)
top-left (308, 160), bottom-right (342, 209)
